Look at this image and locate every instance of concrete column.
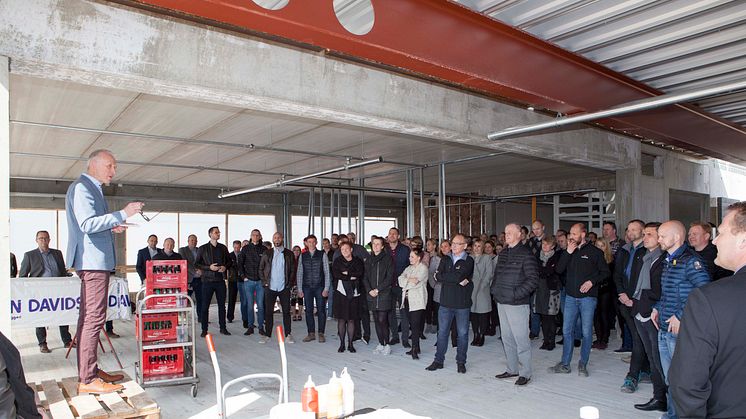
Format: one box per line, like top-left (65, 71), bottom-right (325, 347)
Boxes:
top-left (615, 168), bottom-right (642, 227)
top-left (358, 179), bottom-right (365, 244)
top-left (1, 56), bottom-right (10, 335)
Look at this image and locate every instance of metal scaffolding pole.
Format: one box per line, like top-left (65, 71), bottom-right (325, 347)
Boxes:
top-left (438, 163), bottom-right (446, 240)
top-left (320, 187), bottom-right (325, 239)
top-left (358, 179), bottom-right (365, 244)
top-left (330, 188), bottom-right (335, 235)
top-left (307, 188), bottom-right (314, 236)
top-left (419, 168), bottom-right (425, 238)
top-left (405, 169), bottom-right (415, 238)
top-left (337, 189), bottom-right (342, 233)
top-left (282, 192), bottom-right (289, 239)
top-left (347, 181), bottom-right (352, 233)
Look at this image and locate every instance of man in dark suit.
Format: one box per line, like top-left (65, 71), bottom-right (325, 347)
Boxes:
top-left (226, 240), bottom-right (241, 323)
top-left (19, 230), bottom-right (74, 353)
top-left (669, 202), bottom-right (746, 418)
top-left (136, 234), bottom-right (162, 284)
top-left (180, 234), bottom-right (203, 323)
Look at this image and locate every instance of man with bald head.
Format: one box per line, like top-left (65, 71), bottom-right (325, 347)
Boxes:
top-left (652, 220), bottom-right (710, 419)
top-left (670, 202), bottom-right (746, 418)
top-left (66, 149), bottom-right (144, 394)
top-left (548, 223), bottom-right (609, 377)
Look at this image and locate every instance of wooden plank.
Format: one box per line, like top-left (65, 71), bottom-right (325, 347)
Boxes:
top-left (118, 375), bottom-right (159, 416)
top-left (60, 377), bottom-right (108, 419)
top-left (98, 391), bottom-right (136, 417)
top-left (40, 380), bottom-right (75, 419)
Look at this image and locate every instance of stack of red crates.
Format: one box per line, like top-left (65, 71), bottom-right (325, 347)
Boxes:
top-left (141, 260), bottom-right (188, 377)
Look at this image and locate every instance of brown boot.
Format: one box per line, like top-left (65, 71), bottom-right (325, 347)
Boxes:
top-left (39, 343), bottom-right (51, 353)
top-left (302, 333), bottom-right (316, 343)
top-left (78, 378), bottom-right (123, 394)
top-left (318, 333), bottom-right (326, 343)
top-left (97, 370), bottom-right (124, 383)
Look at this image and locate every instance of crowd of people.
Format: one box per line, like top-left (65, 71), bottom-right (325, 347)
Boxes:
top-left (5, 149), bottom-right (745, 419)
top-left (123, 210), bottom-right (744, 418)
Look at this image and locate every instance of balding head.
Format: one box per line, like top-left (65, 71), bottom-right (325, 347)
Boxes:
top-left (504, 223), bottom-right (522, 247)
top-left (86, 149), bottom-right (117, 185)
top-left (658, 220), bottom-right (686, 253)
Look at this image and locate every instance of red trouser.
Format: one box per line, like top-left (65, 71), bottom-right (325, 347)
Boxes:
top-left (76, 270), bottom-right (109, 383)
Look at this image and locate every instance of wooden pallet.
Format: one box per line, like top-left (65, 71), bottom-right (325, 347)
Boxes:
top-left (33, 371), bottom-right (160, 419)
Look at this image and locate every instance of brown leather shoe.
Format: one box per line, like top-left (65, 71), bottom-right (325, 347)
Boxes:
top-left (39, 343), bottom-right (51, 353)
top-left (97, 370), bottom-right (124, 383)
top-left (318, 333), bottom-right (326, 343)
top-left (106, 331), bottom-right (121, 339)
top-left (78, 378), bottom-right (123, 394)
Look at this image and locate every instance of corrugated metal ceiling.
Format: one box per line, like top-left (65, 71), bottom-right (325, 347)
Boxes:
top-left (453, 0), bottom-right (746, 127)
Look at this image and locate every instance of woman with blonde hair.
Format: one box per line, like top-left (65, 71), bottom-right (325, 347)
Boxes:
top-left (399, 248), bottom-right (429, 359)
top-left (593, 237), bottom-right (615, 350)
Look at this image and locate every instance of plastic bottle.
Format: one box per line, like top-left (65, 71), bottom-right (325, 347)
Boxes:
top-left (326, 372), bottom-right (343, 419)
top-left (340, 367), bottom-right (354, 416)
top-left (301, 375), bottom-right (318, 416)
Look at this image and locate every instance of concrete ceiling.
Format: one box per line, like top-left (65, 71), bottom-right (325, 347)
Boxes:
top-left (9, 74), bottom-right (610, 197)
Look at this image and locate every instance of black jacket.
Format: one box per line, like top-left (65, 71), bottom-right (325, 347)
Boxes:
top-left (613, 242), bottom-right (646, 298)
top-left (669, 267), bottom-right (745, 419)
top-left (364, 251), bottom-right (393, 311)
top-left (331, 256), bottom-right (365, 301)
top-left (152, 251), bottom-right (183, 261)
top-left (258, 247), bottom-right (295, 290)
top-left (237, 242), bottom-right (265, 281)
top-left (0, 332), bottom-right (41, 418)
top-left (491, 244), bottom-right (539, 306)
top-left (556, 242), bottom-right (610, 298)
top-left (195, 242), bottom-right (232, 282)
top-left (535, 252), bottom-right (561, 315)
top-left (632, 250), bottom-right (663, 317)
top-left (696, 242), bottom-right (733, 281)
top-left (435, 254), bottom-right (474, 309)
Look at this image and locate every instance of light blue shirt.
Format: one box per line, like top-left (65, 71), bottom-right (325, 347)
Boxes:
top-left (82, 173), bottom-right (103, 196)
top-left (270, 246), bottom-right (286, 291)
top-left (450, 251), bottom-right (467, 264)
top-left (39, 250), bottom-right (55, 277)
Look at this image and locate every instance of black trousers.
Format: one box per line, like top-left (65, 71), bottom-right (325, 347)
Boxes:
top-left (635, 317), bottom-right (668, 401)
top-left (425, 283), bottom-right (437, 325)
top-left (201, 280), bottom-right (226, 332)
top-left (470, 312), bottom-right (488, 337)
top-left (226, 280), bottom-right (238, 321)
top-left (404, 299), bottom-right (424, 352)
top-left (373, 310), bottom-right (390, 346)
top-left (487, 299), bottom-right (499, 333)
top-left (619, 304), bottom-right (650, 379)
top-left (190, 278), bottom-right (203, 323)
top-left (354, 294), bottom-right (371, 340)
top-left (104, 320), bottom-right (114, 334)
top-left (389, 287), bottom-right (409, 342)
top-left (36, 326), bottom-right (72, 345)
top-left (594, 286), bottom-right (614, 344)
top-left (264, 287), bottom-right (291, 338)
top-left (539, 314), bottom-right (556, 345)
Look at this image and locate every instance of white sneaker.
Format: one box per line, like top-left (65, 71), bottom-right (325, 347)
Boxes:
top-left (258, 336), bottom-right (269, 344)
top-left (381, 345), bottom-right (391, 356)
top-left (285, 334), bottom-right (295, 344)
top-left (374, 344), bottom-right (384, 354)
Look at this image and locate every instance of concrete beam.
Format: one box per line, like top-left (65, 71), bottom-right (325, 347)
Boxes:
top-left (0, 56), bottom-right (9, 335)
top-left (0, 0), bottom-right (638, 171)
top-left (489, 175), bottom-right (616, 198)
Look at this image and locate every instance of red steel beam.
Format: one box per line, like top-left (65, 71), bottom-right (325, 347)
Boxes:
top-left (114, 0), bottom-right (746, 163)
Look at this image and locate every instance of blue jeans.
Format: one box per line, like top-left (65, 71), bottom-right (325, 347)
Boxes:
top-left (434, 306), bottom-right (470, 365)
top-left (658, 331), bottom-right (678, 419)
top-left (530, 312), bottom-right (541, 337)
top-left (327, 286), bottom-right (334, 318)
top-left (303, 286), bottom-right (326, 334)
top-left (238, 280), bottom-right (264, 330)
top-left (561, 295), bottom-right (597, 367)
top-left (560, 288), bottom-right (582, 340)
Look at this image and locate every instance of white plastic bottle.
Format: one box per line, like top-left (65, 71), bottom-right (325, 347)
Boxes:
top-left (326, 372), bottom-right (344, 419)
top-left (340, 367), bottom-right (355, 416)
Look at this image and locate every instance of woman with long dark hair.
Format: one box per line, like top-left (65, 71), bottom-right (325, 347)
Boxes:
top-left (331, 242), bottom-right (365, 353)
top-left (364, 236), bottom-right (393, 355)
top-left (398, 248), bottom-right (428, 359)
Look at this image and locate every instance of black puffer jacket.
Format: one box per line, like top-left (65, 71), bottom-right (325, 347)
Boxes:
top-left (491, 244), bottom-right (539, 306)
top-left (364, 251), bottom-right (393, 311)
top-left (535, 251), bottom-right (561, 314)
top-left (237, 242), bottom-right (265, 281)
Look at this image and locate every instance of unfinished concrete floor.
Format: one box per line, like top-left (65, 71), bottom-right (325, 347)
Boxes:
top-left (16, 306), bottom-right (662, 418)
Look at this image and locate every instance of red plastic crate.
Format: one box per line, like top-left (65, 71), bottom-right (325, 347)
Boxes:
top-left (146, 260), bottom-right (187, 290)
top-left (143, 347), bottom-right (184, 377)
top-left (136, 313), bottom-right (178, 342)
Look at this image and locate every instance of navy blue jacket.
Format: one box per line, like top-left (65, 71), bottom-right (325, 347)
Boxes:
top-left (136, 247), bottom-right (163, 282)
top-left (654, 243), bottom-right (711, 325)
top-left (386, 242), bottom-right (411, 289)
top-left (435, 253), bottom-right (475, 309)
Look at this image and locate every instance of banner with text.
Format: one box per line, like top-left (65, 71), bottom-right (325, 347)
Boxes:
top-left (10, 276), bottom-right (132, 328)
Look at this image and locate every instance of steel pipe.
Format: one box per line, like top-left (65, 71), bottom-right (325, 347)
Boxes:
top-left (419, 167), bottom-right (425, 238)
top-left (358, 179), bottom-right (365, 244)
top-left (218, 157), bottom-right (383, 198)
top-left (405, 169), bottom-right (415, 238)
top-left (488, 79), bottom-right (746, 140)
top-left (438, 163), bottom-right (446, 241)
